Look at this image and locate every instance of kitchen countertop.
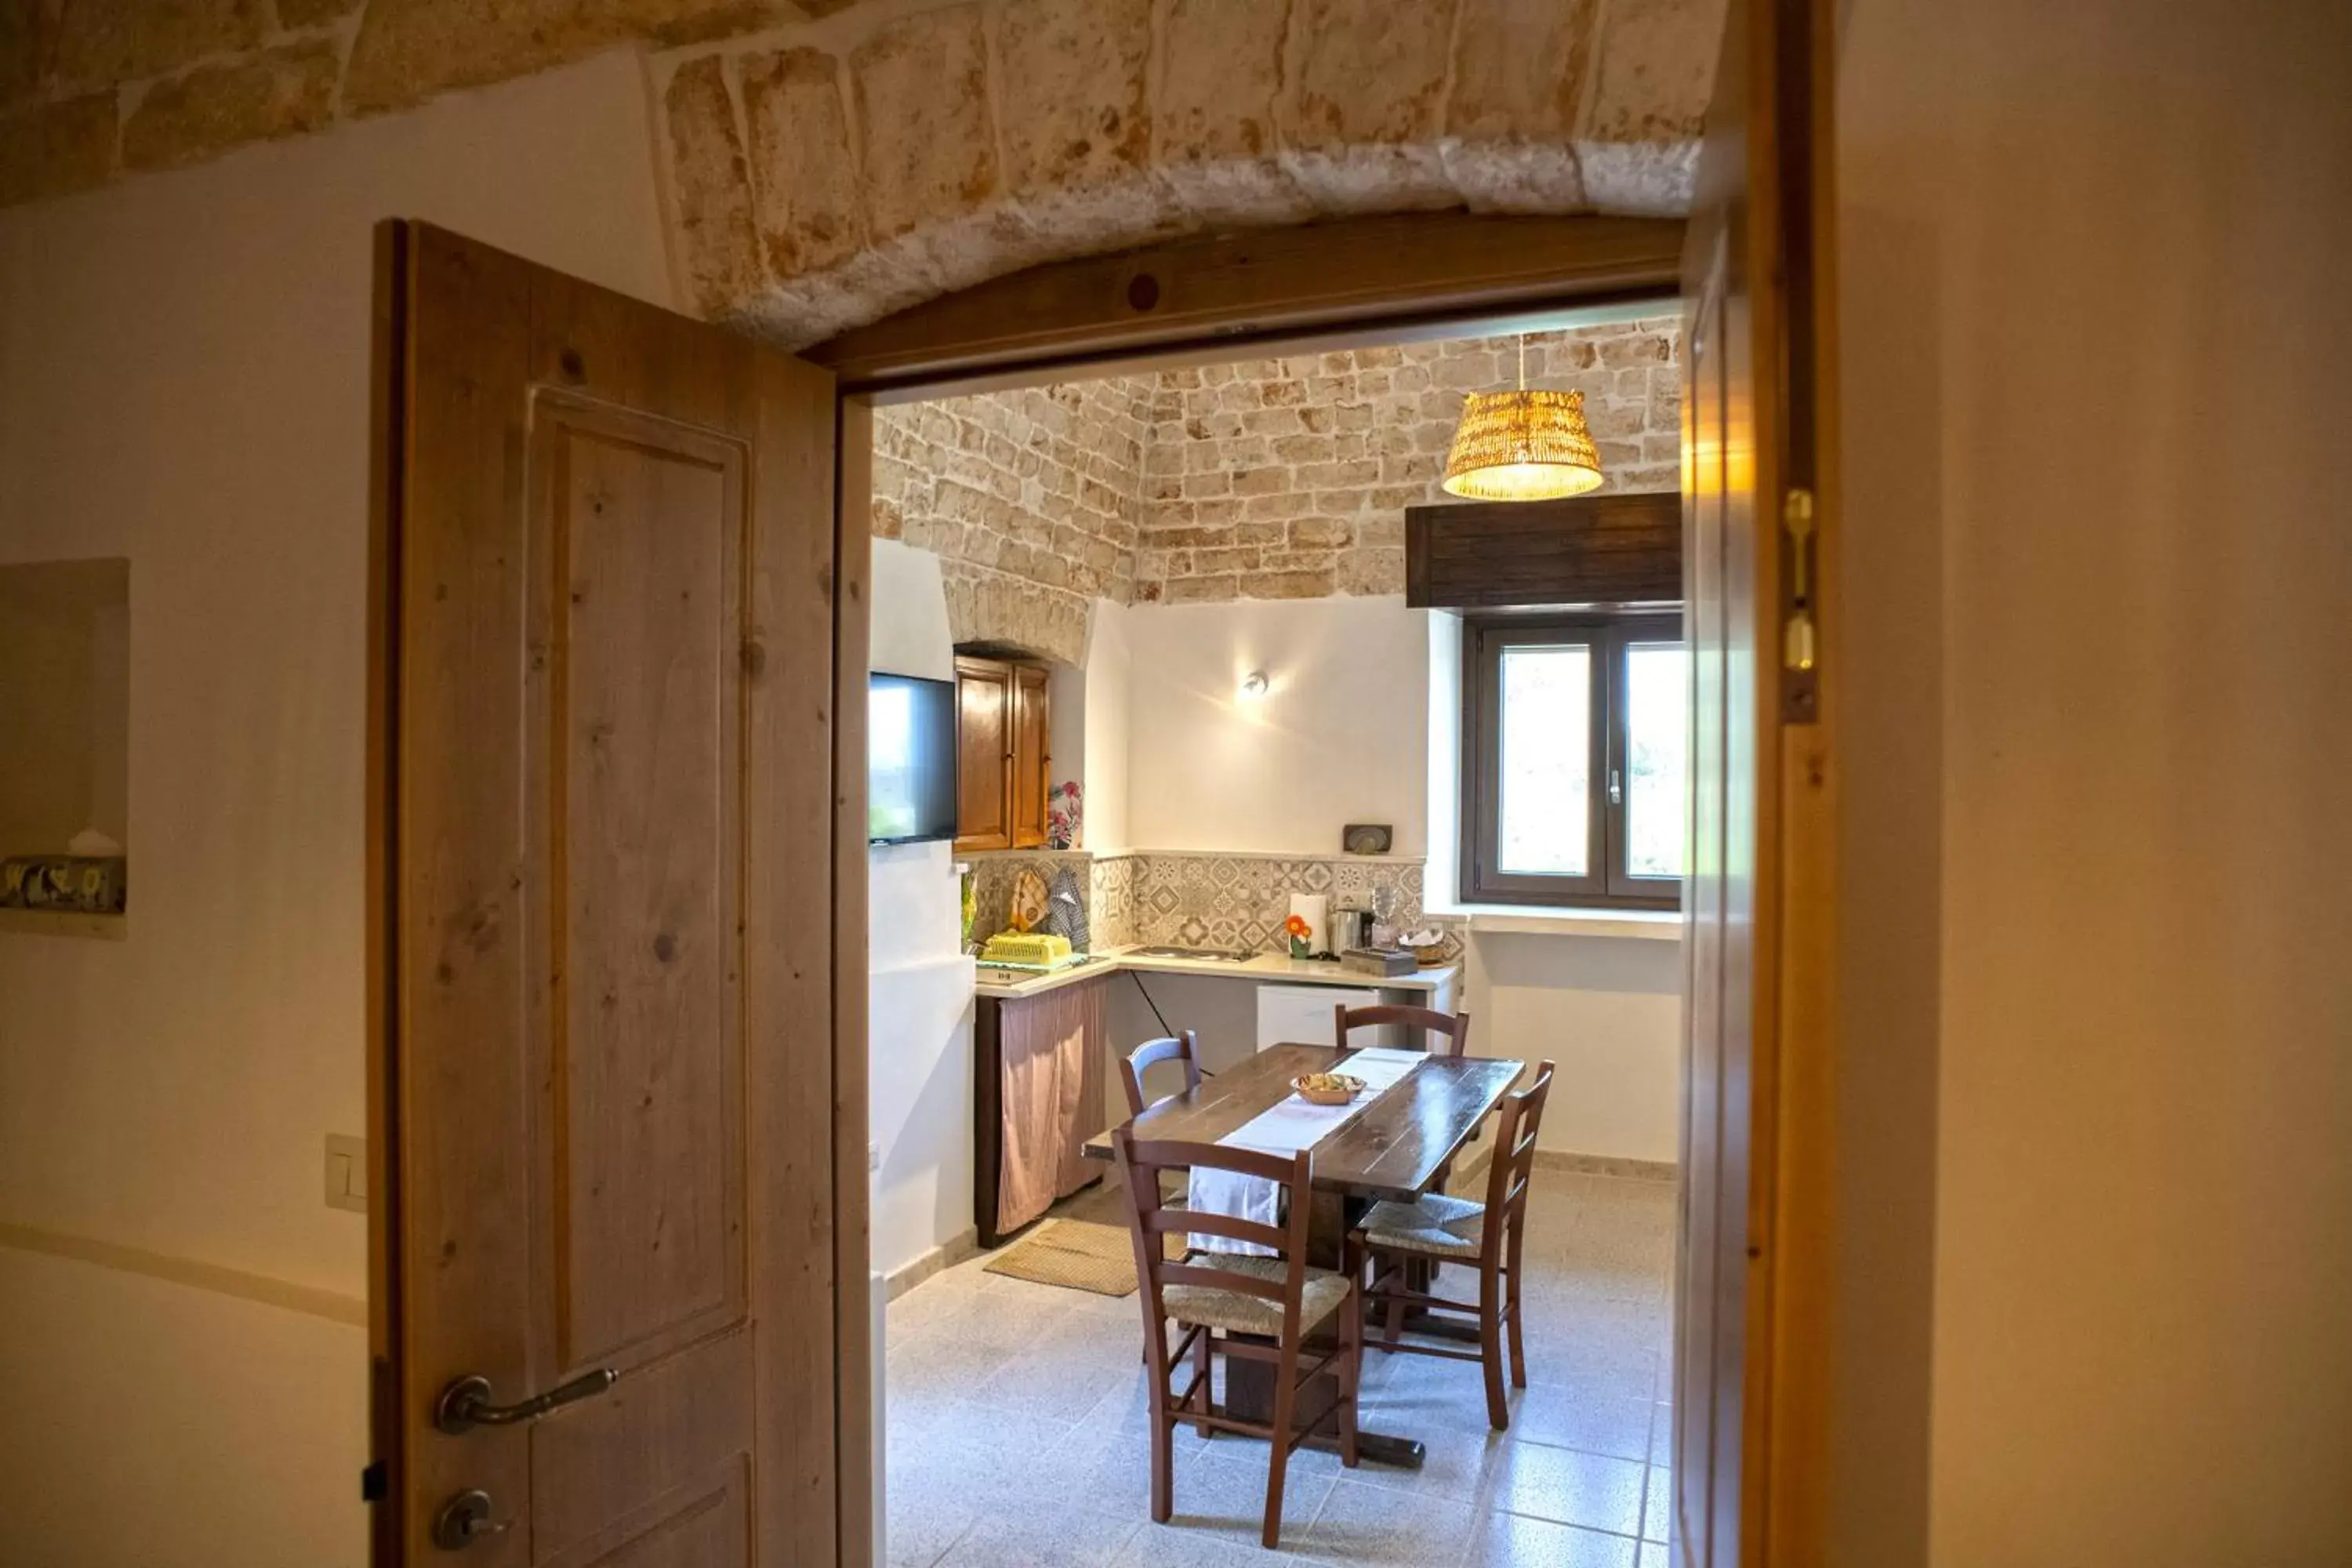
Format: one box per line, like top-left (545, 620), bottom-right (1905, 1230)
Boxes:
top-left (971, 944), bottom-right (1459, 1000)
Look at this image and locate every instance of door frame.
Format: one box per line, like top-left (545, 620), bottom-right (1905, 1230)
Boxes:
top-left (368, 207), bottom-right (1829, 1566)
top-left (809, 208), bottom-right (1828, 1566)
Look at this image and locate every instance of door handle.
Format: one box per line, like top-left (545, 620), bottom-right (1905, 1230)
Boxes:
top-left (434, 1367), bottom-right (619, 1435)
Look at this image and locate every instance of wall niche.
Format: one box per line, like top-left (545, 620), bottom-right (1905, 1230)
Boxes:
top-left (0, 558), bottom-right (129, 937)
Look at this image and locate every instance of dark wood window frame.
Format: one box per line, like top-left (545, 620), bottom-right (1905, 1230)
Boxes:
top-left (1461, 612), bottom-right (1685, 909)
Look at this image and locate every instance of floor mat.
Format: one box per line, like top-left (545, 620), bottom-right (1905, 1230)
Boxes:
top-left (981, 1218), bottom-right (1179, 1297)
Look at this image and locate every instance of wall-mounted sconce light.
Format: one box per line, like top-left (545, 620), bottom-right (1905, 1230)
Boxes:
top-left (1238, 670), bottom-right (1271, 702)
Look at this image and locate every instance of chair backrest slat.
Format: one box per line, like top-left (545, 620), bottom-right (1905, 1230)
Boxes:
top-left (1145, 1207), bottom-right (1285, 1253)
top-left (1127, 1136), bottom-right (1295, 1184)
top-left (1334, 1003), bottom-right (1472, 1058)
top-left (1159, 1259), bottom-right (1289, 1301)
top-left (1119, 1031), bottom-right (1203, 1117)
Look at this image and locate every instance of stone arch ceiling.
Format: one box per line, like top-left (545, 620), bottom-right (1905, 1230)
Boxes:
top-left (0, 0), bottom-right (1722, 347)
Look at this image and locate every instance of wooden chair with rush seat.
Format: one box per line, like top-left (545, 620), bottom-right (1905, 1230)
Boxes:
top-left (1337, 1003), bottom-right (1476, 1187)
top-left (1345, 1059), bottom-right (1555, 1431)
top-left (1119, 1031), bottom-right (1206, 1214)
top-left (1334, 1002), bottom-right (1472, 1058)
top-left (1112, 1131), bottom-right (1364, 1549)
top-left (1118, 1029), bottom-right (1203, 1116)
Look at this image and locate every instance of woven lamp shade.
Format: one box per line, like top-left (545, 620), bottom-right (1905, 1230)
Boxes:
top-left (1441, 388), bottom-right (1605, 501)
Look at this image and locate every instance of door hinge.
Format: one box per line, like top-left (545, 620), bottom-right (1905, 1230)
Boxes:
top-left (361, 1459), bottom-right (388, 1503)
top-left (1781, 487), bottom-right (1820, 724)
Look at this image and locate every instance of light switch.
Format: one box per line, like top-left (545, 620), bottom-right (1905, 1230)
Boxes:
top-left (325, 1133), bottom-right (367, 1214)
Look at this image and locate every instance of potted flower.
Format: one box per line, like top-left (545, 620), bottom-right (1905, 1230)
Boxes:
top-left (1283, 913), bottom-right (1313, 959)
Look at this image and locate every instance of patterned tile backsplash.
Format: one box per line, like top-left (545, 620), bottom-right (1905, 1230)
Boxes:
top-left (962, 849), bottom-right (1463, 962)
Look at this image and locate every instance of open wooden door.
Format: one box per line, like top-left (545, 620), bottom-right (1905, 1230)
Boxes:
top-left (365, 223), bottom-right (866, 1565)
top-left (1675, 0), bottom-right (1838, 1561)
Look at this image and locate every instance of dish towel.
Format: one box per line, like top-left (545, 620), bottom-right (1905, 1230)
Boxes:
top-left (1187, 1047), bottom-right (1426, 1256)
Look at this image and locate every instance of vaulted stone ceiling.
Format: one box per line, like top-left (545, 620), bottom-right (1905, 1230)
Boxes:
top-left (0, 0), bottom-right (1723, 344)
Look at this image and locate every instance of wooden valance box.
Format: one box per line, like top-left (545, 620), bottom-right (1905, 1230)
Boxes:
top-left (1404, 491), bottom-right (1682, 609)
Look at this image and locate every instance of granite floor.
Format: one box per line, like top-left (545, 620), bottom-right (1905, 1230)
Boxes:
top-left (882, 1168), bottom-right (1678, 1567)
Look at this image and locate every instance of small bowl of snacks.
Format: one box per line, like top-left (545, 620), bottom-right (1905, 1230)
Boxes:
top-left (1291, 1071), bottom-right (1367, 1106)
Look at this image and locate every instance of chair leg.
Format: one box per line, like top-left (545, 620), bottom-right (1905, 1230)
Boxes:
top-left (1339, 1287), bottom-right (1363, 1470)
top-left (1479, 1256), bottom-right (1509, 1431)
top-left (1382, 1258), bottom-right (1407, 1347)
top-left (1192, 1325), bottom-right (1214, 1439)
top-left (1264, 1339), bottom-right (1300, 1548)
top-left (1145, 1325), bottom-right (1174, 1523)
top-left (1506, 1226), bottom-right (1530, 1389)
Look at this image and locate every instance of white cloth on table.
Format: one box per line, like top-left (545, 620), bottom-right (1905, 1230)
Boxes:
top-left (1186, 1047), bottom-right (1426, 1257)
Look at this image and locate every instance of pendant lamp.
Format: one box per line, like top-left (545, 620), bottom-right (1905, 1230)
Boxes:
top-left (1441, 336), bottom-right (1605, 501)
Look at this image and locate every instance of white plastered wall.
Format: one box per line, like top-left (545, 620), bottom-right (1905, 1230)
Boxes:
top-left (1836, 0), bottom-right (2352, 1559)
top-left (0, 53), bottom-right (679, 1566)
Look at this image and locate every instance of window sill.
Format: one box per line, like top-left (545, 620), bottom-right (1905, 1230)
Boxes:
top-left (1435, 904), bottom-right (1682, 942)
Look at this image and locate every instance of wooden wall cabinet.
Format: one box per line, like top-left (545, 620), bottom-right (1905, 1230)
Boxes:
top-left (953, 653), bottom-right (1051, 851)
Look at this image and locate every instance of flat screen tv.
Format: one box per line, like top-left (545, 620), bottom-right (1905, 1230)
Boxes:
top-left (868, 671), bottom-right (958, 845)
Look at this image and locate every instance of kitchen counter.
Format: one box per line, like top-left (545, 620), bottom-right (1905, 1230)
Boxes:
top-left (972, 944), bottom-right (1458, 1000)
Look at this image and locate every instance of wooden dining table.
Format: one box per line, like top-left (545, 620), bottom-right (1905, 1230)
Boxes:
top-left (1081, 1041), bottom-right (1525, 1468)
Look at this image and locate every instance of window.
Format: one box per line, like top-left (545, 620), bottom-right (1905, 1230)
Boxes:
top-left (1461, 614), bottom-right (1686, 907)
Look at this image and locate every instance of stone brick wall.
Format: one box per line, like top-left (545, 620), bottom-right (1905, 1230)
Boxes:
top-left (872, 316), bottom-right (1682, 632)
top-left (1, 0), bottom-right (1722, 347)
top-left (871, 374), bottom-right (1152, 663)
top-left (1135, 315), bottom-right (1682, 603)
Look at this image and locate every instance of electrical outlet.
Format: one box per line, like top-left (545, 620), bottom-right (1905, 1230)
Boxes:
top-left (325, 1134), bottom-right (367, 1213)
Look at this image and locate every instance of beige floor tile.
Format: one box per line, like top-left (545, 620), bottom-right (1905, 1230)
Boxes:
top-left (1361, 1347), bottom-right (1520, 1438)
top-left (938, 1505), bottom-right (1142, 1567)
top-left (1505, 1382), bottom-right (1657, 1463)
top-left (1464, 1511), bottom-right (1642, 1568)
top-left (1642, 1465), bottom-right (1671, 1543)
top-left (887, 1175), bottom-right (1679, 1568)
top-left (887, 1483), bottom-right (983, 1568)
top-left (1638, 1542), bottom-right (1671, 1568)
top-left (1113, 1523), bottom-right (1314, 1566)
top-left (1341, 1409), bottom-right (1504, 1504)
top-left (1288, 1475), bottom-right (1483, 1566)
top-left (1482, 1440), bottom-right (1647, 1537)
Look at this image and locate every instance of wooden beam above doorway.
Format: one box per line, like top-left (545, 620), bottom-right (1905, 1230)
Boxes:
top-left (807, 213), bottom-right (1685, 395)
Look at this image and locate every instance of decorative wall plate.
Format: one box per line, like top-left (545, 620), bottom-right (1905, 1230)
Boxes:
top-left (1341, 823), bottom-right (1393, 855)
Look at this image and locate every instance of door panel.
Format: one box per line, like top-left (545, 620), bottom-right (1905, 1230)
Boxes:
top-left (1675, 0), bottom-right (1838, 1562)
top-left (529, 1330), bottom-right (753, 1560)
top-left (1011, 662), bottom-right (1050, 848)
top-left (536, 400), bottom-right (747, 1377)
top-left (373, 221), bottom-right (843, 1565)
top-left (539, 1460), bottom-right (751, 1568)
top-left (955, 655), bottom-right (1013, 851)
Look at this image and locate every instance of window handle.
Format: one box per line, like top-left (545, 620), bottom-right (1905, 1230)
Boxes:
top-left (1608, 768), bottom-right (1624, 806)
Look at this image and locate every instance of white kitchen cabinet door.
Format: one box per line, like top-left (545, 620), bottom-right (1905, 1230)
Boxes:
top-left (1255, 983), bottom-right (1380, 1051)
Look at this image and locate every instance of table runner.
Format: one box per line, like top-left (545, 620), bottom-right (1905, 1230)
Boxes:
top-left (1187, 1047), bottom-right (1427, 1256)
